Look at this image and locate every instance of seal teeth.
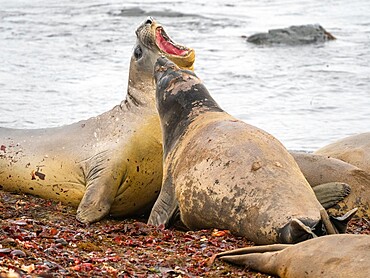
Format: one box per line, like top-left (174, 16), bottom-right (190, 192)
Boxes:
top-left (160, 27), bottom-right (170, 41)
top-left (156, 27), bottom-right (189, 55)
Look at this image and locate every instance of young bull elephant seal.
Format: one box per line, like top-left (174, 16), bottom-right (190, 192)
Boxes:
top-left (148, 57), bottom-right (355, 244)
top-left (215, 234), bottom-right (370, 278)
top-left (0, 17), bottom-right (195, 224)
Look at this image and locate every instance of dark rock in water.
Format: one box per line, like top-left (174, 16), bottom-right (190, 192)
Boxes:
top-left (110, 7), bottom-right (146, 17)
top-left (108, 7), bottom-right (204, 19)
top-left (247, 24), bottom-right (336, 45)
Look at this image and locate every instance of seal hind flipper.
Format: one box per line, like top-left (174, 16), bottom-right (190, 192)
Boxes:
top-left (217, 246), bottom-right (287, 276)
top-left (330, 207), bottom-right (358, 233)
top-left (219, 253), bottom-right (275, 273)
top-left (216, 244), bottom-right (289, 258)
top-left (279, 218), bottom-right (317, 244)
top-left (313, 182), bottom-right (351, 209)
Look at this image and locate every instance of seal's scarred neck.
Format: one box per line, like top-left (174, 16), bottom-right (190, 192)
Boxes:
top-left (158, 81), bottom-right (223, 157)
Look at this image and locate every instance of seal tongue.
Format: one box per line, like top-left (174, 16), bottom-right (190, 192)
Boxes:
top-left (156, 28), bottom-right (188, 56)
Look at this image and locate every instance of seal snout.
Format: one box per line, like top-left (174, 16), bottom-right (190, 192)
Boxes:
top-left (145, 16), bottom-right (154, 25)
top-left (155, 56), bottom-right (177, 70)
top-left (154, 57), bottom-right (179, 83)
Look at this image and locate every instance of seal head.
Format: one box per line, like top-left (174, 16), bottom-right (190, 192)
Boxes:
top-left (154, 57), bottom-right (223, 156)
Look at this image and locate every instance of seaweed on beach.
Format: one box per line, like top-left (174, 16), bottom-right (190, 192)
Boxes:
top-left (0, 191), bottom-right (369, 277)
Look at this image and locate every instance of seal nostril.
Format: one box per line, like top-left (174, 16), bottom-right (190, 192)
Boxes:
top-left (145, 17), bottom-right (153, 25)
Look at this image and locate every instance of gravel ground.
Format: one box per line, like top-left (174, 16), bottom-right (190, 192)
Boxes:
top-left (1, 191), bottom-right (369, 277)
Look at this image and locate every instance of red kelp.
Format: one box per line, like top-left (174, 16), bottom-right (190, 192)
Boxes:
top-left (0, 191), bottom-right (369, 277)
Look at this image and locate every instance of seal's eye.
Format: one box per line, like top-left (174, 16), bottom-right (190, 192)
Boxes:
top-left (134, 46), bottom-right (142, 60)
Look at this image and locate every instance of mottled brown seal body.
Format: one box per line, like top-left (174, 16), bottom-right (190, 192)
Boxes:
top-left (148, 57), bottom-right (352, 244)
top-left (292, 151), bottom-right (370, 218)
top-left (315, 132), bottom-right (370, 173)
top-left (0, 17), bottom-right (195, 223)
top-left (216, 234), bottom-right (370, 278)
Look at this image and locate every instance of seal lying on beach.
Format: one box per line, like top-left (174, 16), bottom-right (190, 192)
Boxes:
top-left (215, 234), bottom-right (370, 278)
top-left (315, 132), bottom-right (370, 173)
top-left (292, 151), bottom-right (370, 218)
top-left (148, 57), bottom-right (355, 244)
top-left (0, 17), bottom-right (195, 224)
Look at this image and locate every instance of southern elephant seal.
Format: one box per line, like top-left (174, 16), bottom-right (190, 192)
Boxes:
top-left (148, 57), bottom-right (355, 244)
top-left (315, 132), bottom-right (370, 173)
top-left (0, 17), bottom-right (195, 223)
top-left (291, 151), bottom-right (370, 218)
top-left (215, 234), bottom-right (370, 278)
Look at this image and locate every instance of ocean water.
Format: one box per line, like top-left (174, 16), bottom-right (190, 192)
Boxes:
top-left (0, 0), bottom-right (369, 151)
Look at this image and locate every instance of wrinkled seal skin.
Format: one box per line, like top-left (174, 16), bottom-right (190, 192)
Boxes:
top-left (216, 234), bottom-right (370, 278)
top-left (292, 151), bottom-right (370, 218)
top-left (0, 17), bottom-right (195, 224)
top-left (315, 132), bottom-right (370, 173)
top-left (148, 57), bottom-right (353, 244)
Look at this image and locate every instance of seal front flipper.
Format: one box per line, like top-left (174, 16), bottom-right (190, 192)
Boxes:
top-left (148, 172), bottom-right (178, 227)
top-left (313, 182), bottom-right (351, 209)
top-left (76, 151), bottom-right (124, 223)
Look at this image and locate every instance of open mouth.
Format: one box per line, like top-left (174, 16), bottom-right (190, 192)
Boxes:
top-left (156, 27), bottom-right (189, 56)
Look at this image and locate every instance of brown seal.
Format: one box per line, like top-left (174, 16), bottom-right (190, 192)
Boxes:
top-left (0, 17), bottom-right (195, 223)
top-left (292, 151), bottom-right (370, 218)
top-left (148, 57), bottom-right (354, 244)
top-left (315, 132), bottom-right (370, 173)
top-left (215, 234), bottom-right (370, 278)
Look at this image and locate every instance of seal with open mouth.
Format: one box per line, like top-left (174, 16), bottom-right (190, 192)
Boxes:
top-left (0, 17), bottom-right (195, 224)
top-left (148, 57), bottom-right (355, 244)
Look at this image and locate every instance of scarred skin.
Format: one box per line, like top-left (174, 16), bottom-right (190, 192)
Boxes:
top-left (315, 132), bottom-right (370, 173)
top-left (0, 17), bottom-right (195, 224)
top-left (216, 234), bottom-right (370, 278)
top-left (148, 57), bottom-right (353, 244)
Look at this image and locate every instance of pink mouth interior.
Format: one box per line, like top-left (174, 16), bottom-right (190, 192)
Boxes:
top-left (156, 28), bottom-right (188, 56)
